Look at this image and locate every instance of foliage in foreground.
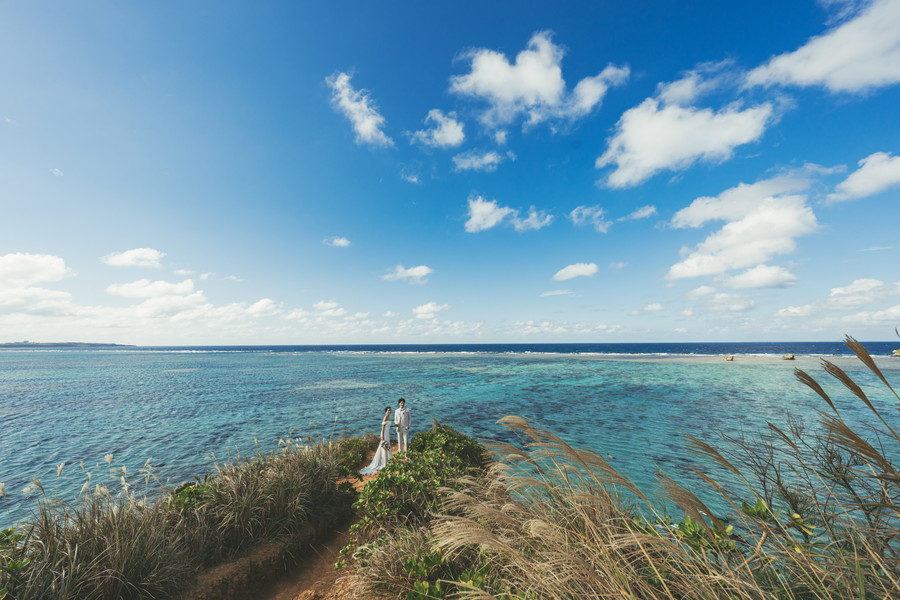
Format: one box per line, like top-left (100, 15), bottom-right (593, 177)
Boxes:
top-left (0, 435), bottom-right (374, 600)
top-left (342, 422), bottom-right (491, 598)
top-left (348, 338), bottom-right (900, 600)
top-left (429, 337), bottom-right (900, 599)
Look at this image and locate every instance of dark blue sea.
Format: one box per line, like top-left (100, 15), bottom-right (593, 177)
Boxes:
top-left (1, 341), bottom-right (898, 526)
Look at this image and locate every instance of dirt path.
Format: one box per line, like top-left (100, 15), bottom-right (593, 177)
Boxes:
top-left (253, 445), bottom-right (392, 600)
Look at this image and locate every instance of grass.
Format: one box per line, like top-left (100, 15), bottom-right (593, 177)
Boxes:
top-left (342, 337), bottom-right (899, 600)
top-left (426, 337), bottom-right (899, 599)
top-left (0, 434), bottom-right (377, 600)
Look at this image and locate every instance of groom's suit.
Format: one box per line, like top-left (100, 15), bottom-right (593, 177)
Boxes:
top-left (395, 405), bottom-right (411, 451)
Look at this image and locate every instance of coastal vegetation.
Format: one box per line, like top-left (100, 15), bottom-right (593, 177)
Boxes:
top-left (1, 337), bottom-right (897, 599)
top-left (338, 337), bottom-right (899, 599)
top-left (0, 434), bottom-right (376, 599)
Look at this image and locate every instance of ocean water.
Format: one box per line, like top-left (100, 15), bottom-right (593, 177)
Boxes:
top-left (1, 342), bottom-right (899, 526)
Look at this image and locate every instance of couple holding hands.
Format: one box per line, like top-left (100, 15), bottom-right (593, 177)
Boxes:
top-left (359, 398), bottom-right (411, 475)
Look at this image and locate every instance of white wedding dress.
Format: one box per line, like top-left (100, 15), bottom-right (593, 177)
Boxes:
top-left (360, 417), bottom-right (392, 475)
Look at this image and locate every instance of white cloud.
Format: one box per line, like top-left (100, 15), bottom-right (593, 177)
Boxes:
top-left (672, 171), bottom-right (813, 228)
top-left (382, 264), bottom-right (434, 284)
top-left (552, 262), bottom-right (598, 281)
top-left (827, 278), bottom-right (897, 309)
top-left (686, 285), bottom-right (717, 300)
top-left (722, 264), bottom-right (797, 289)
top-left (0, 253), bottom-right (71, 286)
top-left (619, 205), bottom-right (657, 221)
top-left (494, 130), bottom-right (508, 145)
top-left (107, 279), bottom-right (195, 298)
top-left (325, 72), bottom-right (394, 147)
top-left (608, 262), bottom-right (627, 270)
top-left (858, 245), bottom-right (893, 252)
top-left (323, 236), bottom-right (352, 247)
top-left (511, 207), bottom-right (554, 232)
top-left (383, 311), bottom-right (398, 318)
top-left (314, 300), bottom-right (339, 311)
top-left (668, 172), bottom-right (819, 280)
top-left (746, 0), bottom-right (900, 93)
top-left (50, 168), bottom-right (64, 177)
top-left (173, 269), bottom-right (194, 276)
top-left (247, 298), bottom-right (280, 316)
top-left (540, 289), bottom-right (574, 297)
top-left (569, 205), bottom-right (612, 233)
top-left (412, 301), bottom-right (450, 320)
top-left (224, 275), bottom-right (242, 282)
top-left (453, 150), bottom-right (504, 172)
top-left (513, 319), bottom-right (622, 336)
top-left (450, 31), bottom-right (629, 127)
top-left (705, 292), bottom-right (756, 313)
top-left (411, 109), bottom-right (465, 148)
top-left (464, 196), bottom-right (516, 232)
top-left (644, 302), bottom-right (664, 312)
top-left (841, 304), bottom-right (900, 324)
top-left (401, 172), bottom-right (421, 184)
top-left (102, 248), bottom-right (166, 268)
top-left (775, 304), bottom-right (816, 318)
top-left (597, 97), bottom-right (773, 188)
top-left (828, 151), bottom-right (900, 202)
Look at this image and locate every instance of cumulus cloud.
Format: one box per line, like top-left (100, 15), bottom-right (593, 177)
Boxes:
top-left (452, 150), bottom-right (505, 172)
top-left (412, 301), bottom-right (450, 319)
top-left (828, 151), bottom-right (900, 202)
top-left (826, 278), bottom-right (899, 309)
top-left (0, 253), bottom-right (71, 286)
top-left (619, 205), bottom-right (657, 221)
top-left (569, 205), bottom-right (612, 233)
top-left (382, 264), bottom-right (434, 284)
top-left (672, 171), bottom-right (813, 228)
top-left (513, 319), bottom-right (622, 336)
top-left (325, 72), bottom-right (394, 147)
top-left (774, 304), bottom-right (816, 318)
top-left (450, 31), bottom-right (629, 127)
top-left (464, 196), bottom-right (553, 233)
top-left (552, 262), bottom-right (598, 281)
top-left (313, 300), bottom-right (347, 317)
top-left (511, 208), bottom-right (554, 232)
top-left (107, 279), bottom-right (195, 298)
top-left (102, 248), bottom-right (166, 268)
top-left (597, 97), bottom-right (773, 188)
top-left (722, 264), bottom-right (798, 289)
top-left (411, 109), bottom-right (465, 148)
top-left (668, 172), bottom-right (819, 280)
top-left (323, 236), bottom-right (352, 247)
top-left (746, 0), bottom-right (900, 93)
top-left (465, 196), bottom-right (515, 232)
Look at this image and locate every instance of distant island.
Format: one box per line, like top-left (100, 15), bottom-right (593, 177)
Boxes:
top-left (0, 341), bottom-right (134, 348)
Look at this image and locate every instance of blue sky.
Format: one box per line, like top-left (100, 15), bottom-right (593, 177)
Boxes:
top-left (2, 0), bottom-right (899, 344)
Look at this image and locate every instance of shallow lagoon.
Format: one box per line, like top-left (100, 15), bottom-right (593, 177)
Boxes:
top-left (1, 347), bottom-right (898, 525)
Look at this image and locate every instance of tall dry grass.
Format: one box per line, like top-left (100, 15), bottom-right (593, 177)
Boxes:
top-left (0, 435), bottom-right (372, 600)
top-left (432, 337), bottom-right (899, 599)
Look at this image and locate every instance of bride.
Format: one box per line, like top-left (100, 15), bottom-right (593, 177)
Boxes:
top-left (360, 406), bottom-right (393, 475)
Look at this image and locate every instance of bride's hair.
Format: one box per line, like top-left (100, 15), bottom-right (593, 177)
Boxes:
top-left (384, 406), bottom-right (391, 413)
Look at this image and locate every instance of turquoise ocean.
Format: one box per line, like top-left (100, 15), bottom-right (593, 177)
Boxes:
top-left (1, 342), bottom-right (899, 526)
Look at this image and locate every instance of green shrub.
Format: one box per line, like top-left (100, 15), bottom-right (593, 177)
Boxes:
top-left (349, 423), bottom-right (487, 545)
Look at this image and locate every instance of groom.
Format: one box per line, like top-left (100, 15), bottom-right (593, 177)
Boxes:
top-left (394, 397), bottom-right (411, 452)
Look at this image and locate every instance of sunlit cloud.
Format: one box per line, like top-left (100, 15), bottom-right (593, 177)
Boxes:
top-left (552, 262), bottom-right (598, 281)
top-left (325, 72), bottom-right (394, 147)
top-left (101, 248), bottom-right (166, 269)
